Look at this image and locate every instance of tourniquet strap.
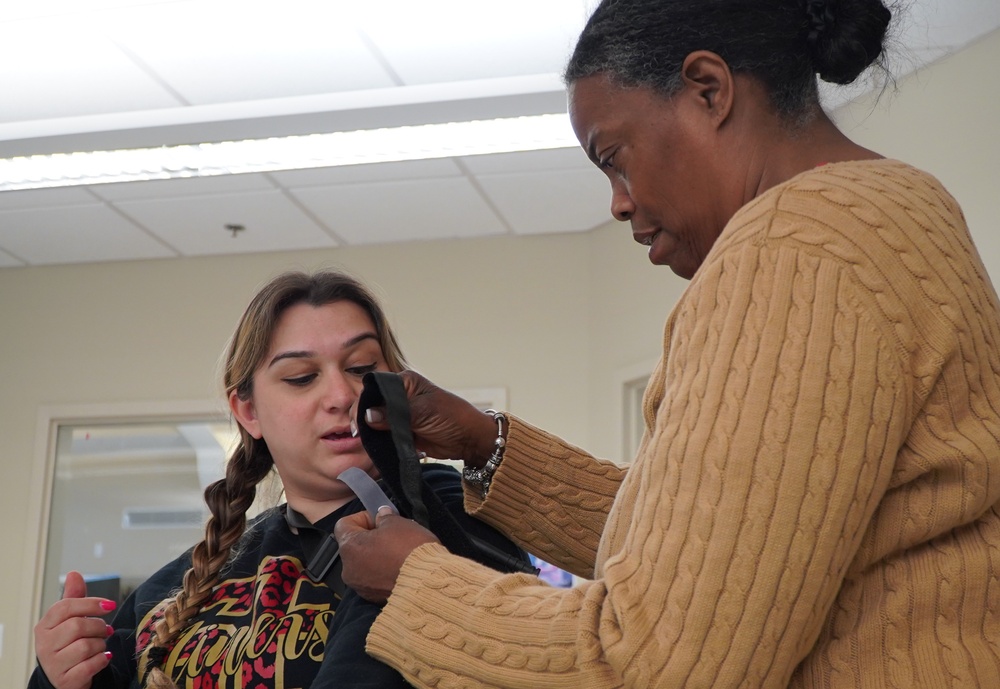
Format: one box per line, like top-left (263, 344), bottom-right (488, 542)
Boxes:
top-left (357, 372), bottom-right (479, 560)
top-left (376, 373), bottom-right (429, 528)
top-left (356, 372), bottom-right (540, 575)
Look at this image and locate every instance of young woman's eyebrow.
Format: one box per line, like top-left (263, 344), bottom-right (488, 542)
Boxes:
top-left (268, 350), bottom-right (314, 368)
top-left (267, 332), bottom-right (378, 368)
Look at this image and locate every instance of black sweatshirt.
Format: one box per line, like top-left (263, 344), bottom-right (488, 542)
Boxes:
top-left (29, 464), bottom-right (525, 689)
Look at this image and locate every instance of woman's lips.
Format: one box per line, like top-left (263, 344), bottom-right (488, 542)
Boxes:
top-left (322, 431), bottom-right (363, 451)
top-left (648, 230), bottom-right (684, 267)
top-left (635, 229), bottom-right (669, 262)
top-left (634, 229), bottom-right (659, 247)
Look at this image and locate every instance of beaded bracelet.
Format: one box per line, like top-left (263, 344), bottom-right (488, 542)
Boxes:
top-left (462, 409), bottom-right (507, 497)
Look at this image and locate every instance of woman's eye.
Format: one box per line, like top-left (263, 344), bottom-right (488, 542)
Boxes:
top-left (598, 152), bottom-right (616, 170)
top-left (346, 363), bottom-right (378, 376)
top-left (283, 373), bottom-right (317, 387)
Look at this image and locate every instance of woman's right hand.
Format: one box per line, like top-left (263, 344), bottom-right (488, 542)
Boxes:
top-left (34, 570), bottom-right (114, 689)
top-left (360, 370), bottom-right (501, 469)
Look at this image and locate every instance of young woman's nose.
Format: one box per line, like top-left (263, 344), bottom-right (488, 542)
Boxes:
top-left (321, 374), bottom-right (357, 411)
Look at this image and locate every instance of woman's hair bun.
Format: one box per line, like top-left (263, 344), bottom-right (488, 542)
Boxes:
top-left (803, 0), bottom-right (892, 84)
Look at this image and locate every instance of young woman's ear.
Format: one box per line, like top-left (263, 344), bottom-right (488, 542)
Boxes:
top-left (229, 389), bottom-right (263, 440)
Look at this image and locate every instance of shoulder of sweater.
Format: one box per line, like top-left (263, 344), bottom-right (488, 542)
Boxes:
top-left (679, 159), bottom-right (974, 395)
top-left (733, 158), bottom-right (952, 232)
top-left (705, 159), bottom-right (963, 267)
top-left (783, 158), bottom-right (953, 210)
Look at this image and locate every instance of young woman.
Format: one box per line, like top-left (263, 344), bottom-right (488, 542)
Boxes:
top-left (335, 0), bottom-right (1000, 687)
top-left (30, 270), bottom-right (523, 689)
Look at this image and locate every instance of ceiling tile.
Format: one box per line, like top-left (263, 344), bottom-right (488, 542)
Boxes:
top-left (290, 178), bottom-right (507, 244)
top-left (0, 204), bottom-right (176, 265)
top-left (0, 187), bottom-right (98, 210)
top-left (106, 0), bottom-right (397, 105)
top-left (358, 0), bottom-right (591, 84)
top-left (459, 147), bottom-right (594, 175)
top-left (271, 159), bottom-right (462, 188)
top-left (0, 1), bottom-right (996, 270)
top-left (91, 174), bottom-right (277, 202)
top-left (477, 168), bottom-right (610, 235)
top-left (898, 0), bottom-right (1000, 51)
top-left (113, 190), bottom-right (338, 256)
top-left (0, 19), bottom-right (179, 123)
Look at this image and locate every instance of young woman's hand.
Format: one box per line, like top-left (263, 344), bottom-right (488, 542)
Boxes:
top-left (359, 370), bottom-right (501, 469)
top-left (34, 571), bottom-right (114, 689)
top-left (334, 508), bottom-right (440, 603)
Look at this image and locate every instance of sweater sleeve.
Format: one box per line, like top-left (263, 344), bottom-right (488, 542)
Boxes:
top-left (463, 416), bottom-right (627, 577)
top-left (365, 236), bottom-right (910, 689)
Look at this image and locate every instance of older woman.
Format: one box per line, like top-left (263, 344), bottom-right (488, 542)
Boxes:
top-left (335, 0), bottom-right (1000, 687)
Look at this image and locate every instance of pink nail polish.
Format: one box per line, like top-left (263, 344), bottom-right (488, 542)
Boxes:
top-left (99, 599), bottom-right (117, 611)
top-left (104, 651), bottom-right (113, 660)
top-left (106, 624), bottom-right (114, 637)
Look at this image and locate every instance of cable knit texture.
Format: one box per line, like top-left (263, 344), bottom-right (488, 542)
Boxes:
top-left (367, 160), bottom-right (1000, 688)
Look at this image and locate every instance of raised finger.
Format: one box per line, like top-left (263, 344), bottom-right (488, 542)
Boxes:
top-left (39, 598), bottom-right (116, 630)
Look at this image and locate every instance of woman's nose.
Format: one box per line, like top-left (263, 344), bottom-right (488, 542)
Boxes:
top-left (610, 182), bottom-right (634, 221)
top-left (321, 374), bottom-right (357, 410)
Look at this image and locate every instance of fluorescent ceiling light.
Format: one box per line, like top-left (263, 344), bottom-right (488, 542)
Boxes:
top-left (0, 113), bottom-right (578, 192)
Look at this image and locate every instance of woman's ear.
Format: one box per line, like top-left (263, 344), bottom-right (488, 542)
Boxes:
top-left (680, 50), bottom-right (735, 127)
top-left (229, 389), bottom-right (263, 440)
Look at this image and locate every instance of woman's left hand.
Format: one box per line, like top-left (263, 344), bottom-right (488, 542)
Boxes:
top-left (334, 508), bottom-right (440, 603)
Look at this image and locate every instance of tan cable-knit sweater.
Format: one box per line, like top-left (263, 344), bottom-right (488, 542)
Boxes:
top-left (368, 160), bottom-right (1000, 688)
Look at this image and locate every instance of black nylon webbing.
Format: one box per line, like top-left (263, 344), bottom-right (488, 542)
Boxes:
top-left (377, 373), bottom-right (430, 529)
top-left (356, 371), bottom-right (539, 575)
top-left (285, 505), bottom-right (346, 597)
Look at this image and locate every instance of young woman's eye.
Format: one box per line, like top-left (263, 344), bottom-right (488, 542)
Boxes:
top-left (598, 151), bottom-right (616, 170)
top-left (346, 363), bottom-right (378, 376)
top-left (283, 373), bottom-right (317, 387)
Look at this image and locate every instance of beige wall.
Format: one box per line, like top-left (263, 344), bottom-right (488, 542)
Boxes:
top-left (3, 27), bottom-right (998, 684)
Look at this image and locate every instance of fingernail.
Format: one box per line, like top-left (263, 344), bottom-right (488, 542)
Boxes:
top-left (104, 651), bottom-right (113, 660)
top-left (350, 418), bottom-right (358, 437)
top-left (99, 599), bottom-right (117, 611)
top-left (366, 408), bottom-right (384, 424)
top-left (106, 624), bottom-right (114, 637)
top-left (376, 505), bottom-right (395, 518)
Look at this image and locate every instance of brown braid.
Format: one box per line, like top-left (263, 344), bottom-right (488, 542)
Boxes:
top-left (142, 440), bottom-right (273, 687)
top-left (140, 270), bottom-right (409, 687)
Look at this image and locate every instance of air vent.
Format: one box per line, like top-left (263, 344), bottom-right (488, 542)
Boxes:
top-left (122, 507), bottom-right (205, 529)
